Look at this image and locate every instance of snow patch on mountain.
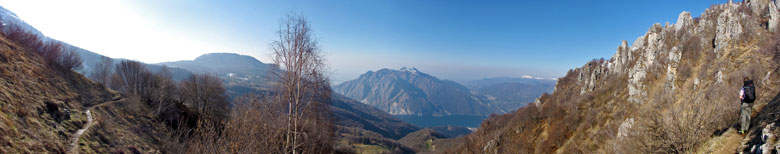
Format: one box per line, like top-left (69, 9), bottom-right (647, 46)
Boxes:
top-left (399, 67), bottom-right (421, 74)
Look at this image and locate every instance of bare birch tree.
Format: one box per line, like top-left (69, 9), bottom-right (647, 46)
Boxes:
top-left (270, 13), bottom-right (334, 154)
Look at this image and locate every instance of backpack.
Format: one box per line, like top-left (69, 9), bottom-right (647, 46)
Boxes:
top-left (744, 81), bottom-right (756, 103)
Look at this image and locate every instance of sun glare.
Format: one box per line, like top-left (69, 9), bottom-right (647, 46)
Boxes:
top-left (0, 0), bottom-right (218, 63)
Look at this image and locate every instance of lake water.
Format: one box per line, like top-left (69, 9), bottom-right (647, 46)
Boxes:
top-left (394, 115), bottom-right (488, 128)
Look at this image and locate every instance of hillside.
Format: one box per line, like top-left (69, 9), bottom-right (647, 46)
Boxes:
top-left (157, 53), bottom-right (421, 140)
top-left (456, 0), bottom-right (780, 153)
top-left (160, 53), bottom-right (273, 76)
top-left (160, 53), bottom-right (275, 99)
top-left (330, 94), bottom-right (419, 140)
top-left (0, 28), bottom-right (162, 153)
top-left (0, 6), bottom-right (421, 153)
top-left (397, 128), bottom-right (466, 154)
top-left (76, 48), bottom-right (193, 81)
top-left (334, 67), bottom-right (506, 116)
top-left (0, 5), bottom-right (192, 82)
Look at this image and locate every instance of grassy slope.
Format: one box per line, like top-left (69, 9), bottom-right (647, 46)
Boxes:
top-left (0, 34), bottom-right (161, 153)
top-left (453, 1), bottom-right (780, 153)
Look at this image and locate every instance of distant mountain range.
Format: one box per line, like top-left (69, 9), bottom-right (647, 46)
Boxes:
top-left (334, 67), bottom-right (493, 116)
top-left (158, 53), bottom-right (277, 98)
top-left (159, 53), bottom-right (274, 78)
top-left (463, 77), bottom-right (556, 109)
top-left (334, 67), bottom-right (555, 116)
top-left (0, 5), bottom-right (419, 141)
top-left (155, 54), bottom-right (421, 139)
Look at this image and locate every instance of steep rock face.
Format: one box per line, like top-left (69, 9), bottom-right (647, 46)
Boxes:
top-left (334, 67), bottom-right (497, 116)
top-left (674, 11), bottom-right (693, 31)
top-left (607, 40), bottom-right (631, 74)
top-left (458, 1), bottom-right (780, 153)
top-left (715, 4), bottom-right (743, 56)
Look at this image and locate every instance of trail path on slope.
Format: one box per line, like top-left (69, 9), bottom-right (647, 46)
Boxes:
top-left (68, 98), bottom-right (123, 154)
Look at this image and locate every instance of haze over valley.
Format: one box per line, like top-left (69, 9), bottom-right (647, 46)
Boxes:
top-left (4, 0), bottom-right (780, 153)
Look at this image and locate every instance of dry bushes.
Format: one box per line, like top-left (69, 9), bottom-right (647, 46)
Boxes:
top-left (167, 93), bottom-right (337, 154)
top-left (37, 41), bottom-right (62, 65)
top-left (89, 56), bottom-right (114, 87)
top-left (758, 30), bottom-right (780, 63)
top-left (621, 93), bottom-right (729, 153)
top-left (159, 13), bottom-right (338, 153)
top-left (110, 60), bottom-right (229, 129)
top-left (58, 46), bottom-right (82, 71)
top-left (0, 21), bottom-right (82, 71)
top-left (179, 74), bottom-right (229, 124)
top-left (2, 22), bottom-right (42, 51)
top-left (111, 60), bottom-right (147, 95)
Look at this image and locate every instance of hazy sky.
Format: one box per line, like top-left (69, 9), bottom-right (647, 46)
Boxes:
top-left (0, 0), bottom-right (726, 82)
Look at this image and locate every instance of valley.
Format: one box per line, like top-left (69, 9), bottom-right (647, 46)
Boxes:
top-left (394, 115), bottom-right (486, 128)
top-left (4, 0), bottom-right (780, 154)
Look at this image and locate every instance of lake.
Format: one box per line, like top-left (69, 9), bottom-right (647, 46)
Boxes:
top-left (394, 115), bottom-right (488, 128)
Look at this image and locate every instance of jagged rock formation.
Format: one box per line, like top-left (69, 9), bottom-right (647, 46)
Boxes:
top-left (455, 1), bottom-right (780, 153)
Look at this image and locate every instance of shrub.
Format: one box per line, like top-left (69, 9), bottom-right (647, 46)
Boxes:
top-left (58, 46), bottom-right (82, 71)
top-left (179, 74), bottom-right (229, 124)
top-left (89, 56), bottom-right (114, 86)
top-left (111, 60), bottom-right (147, 95)
top-left (36, 41), bottom-right (62, 65)
top-left (0, 22), bottom-right (82, 71)
top-left (1, 22), bottom-right (42, 51)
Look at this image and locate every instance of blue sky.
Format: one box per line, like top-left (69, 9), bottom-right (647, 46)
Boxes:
top-left (0, 0), bottom-right (727, 82)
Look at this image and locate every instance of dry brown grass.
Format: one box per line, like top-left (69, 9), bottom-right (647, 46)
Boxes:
top-left (696, 128), bottom-right (744, 154)
top-left (456, 2), bottom-right (780, 154)
top-left (0, 22), bottom-right (81, 71)
top-left (0, 20), bottom-right (159, 153)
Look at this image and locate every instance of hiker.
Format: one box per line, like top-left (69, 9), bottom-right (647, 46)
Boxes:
top-left (740, 77), bottom-right (756, 134)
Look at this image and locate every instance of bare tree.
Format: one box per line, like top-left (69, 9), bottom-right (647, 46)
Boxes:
top-left (270, 13), bottom-right (334, 154)
top-left (152, 66), bottom-right (177, 115)
top-left (37, 41), bottom-right (63, 66)
top-left (111, 60), bottom-right (147, 95)
top-left (90, 56), bottom-right (114, 87)
top-left (179, 74), bottom-right (229, 124)
top-left (58, 46), bottom-right (82, 71)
